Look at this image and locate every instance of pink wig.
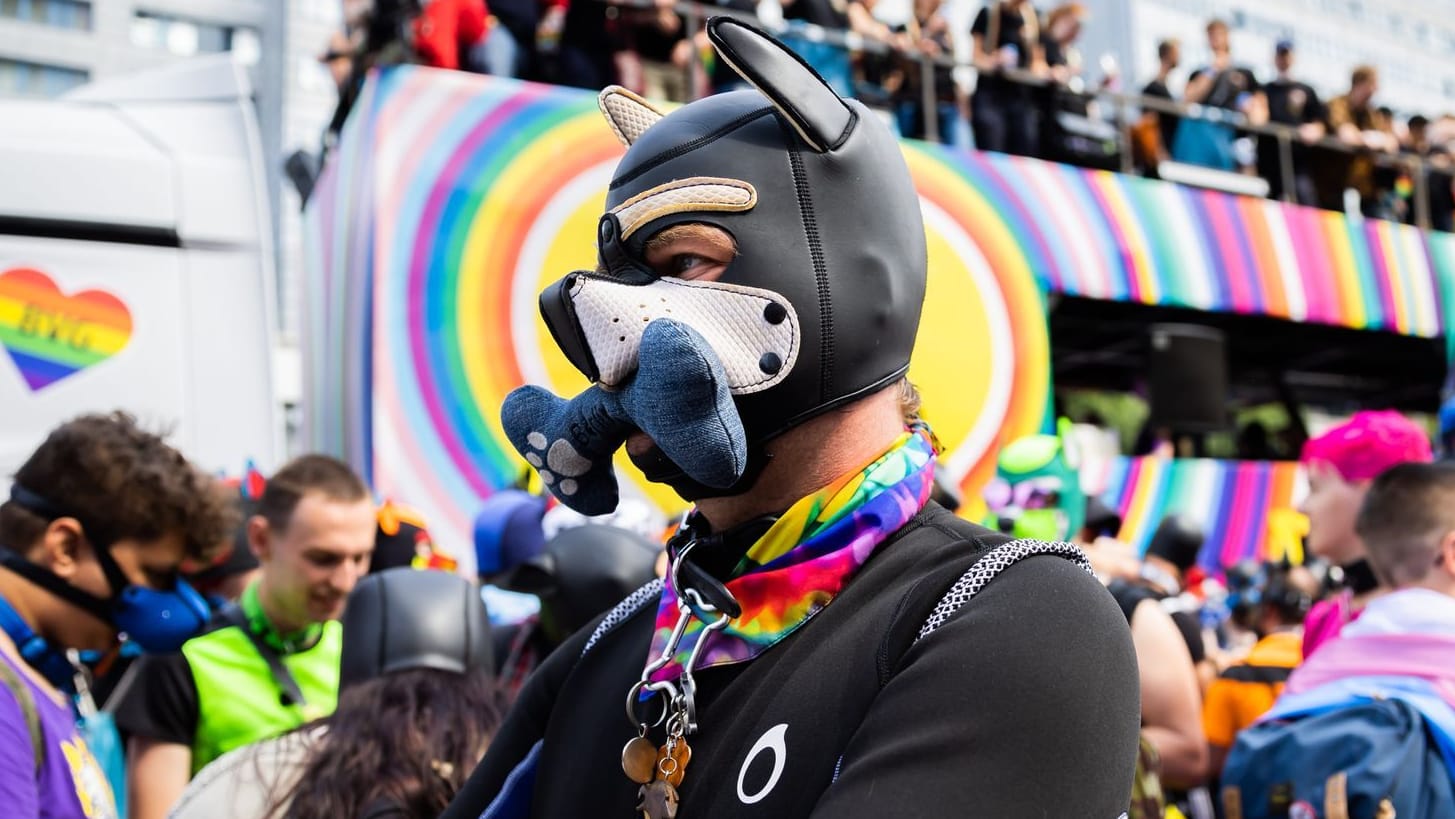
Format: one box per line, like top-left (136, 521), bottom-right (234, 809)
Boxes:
top-left (1300, 410), bottom-right (1433, 482)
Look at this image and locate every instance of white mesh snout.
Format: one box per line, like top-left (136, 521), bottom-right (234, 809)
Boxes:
top-left (569, 276), bottom-right (800, 394)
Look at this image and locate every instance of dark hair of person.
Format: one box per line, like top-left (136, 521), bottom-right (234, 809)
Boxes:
top-left (1262, 566), bottom-right (1312, 626)
top-left (1355, 461), bottom-right (1455, 588)
top-left (279, 667), bottom-right (501, 819)
top-left (255, 454), bottom-right (369, 533)
top-left (0, 411), bottom-right (236, 565)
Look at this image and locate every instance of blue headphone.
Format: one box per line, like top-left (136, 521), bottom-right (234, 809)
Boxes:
top-left (0, 594), bottom-right (75, 687)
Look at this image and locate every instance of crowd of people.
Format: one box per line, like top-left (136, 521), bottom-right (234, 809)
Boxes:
top-left (985, 409), bottom-right (1454, 818)
top-left (315, 0), bottom-right (1455, 233)
top-left (0, 412), bottom-right (667, 818)
top-left (1134, 20), bottom-right (1455, 231)
top-left (8, 407), bottom-right (1455, 816)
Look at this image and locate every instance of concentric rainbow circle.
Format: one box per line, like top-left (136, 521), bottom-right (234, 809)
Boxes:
top-left (901, 143), bottom-right (1048, 507)
top-left (373, 82), bottom-right (1049, 542)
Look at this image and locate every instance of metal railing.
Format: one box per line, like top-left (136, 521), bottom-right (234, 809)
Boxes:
top-left (625, 0), bottom-right (1447, 232)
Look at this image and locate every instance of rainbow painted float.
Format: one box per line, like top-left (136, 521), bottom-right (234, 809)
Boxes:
top-left (305, 66), bottom-right (1455, 572)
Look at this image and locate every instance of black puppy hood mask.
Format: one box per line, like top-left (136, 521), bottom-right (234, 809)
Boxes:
top-left (506, 17), bottom-right (928, 511)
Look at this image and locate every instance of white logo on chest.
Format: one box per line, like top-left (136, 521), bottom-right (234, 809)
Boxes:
top-left (736, 723), bottom-right (789, 805)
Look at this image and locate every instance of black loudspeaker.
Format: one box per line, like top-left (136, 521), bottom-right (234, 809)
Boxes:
top-left (1148, 324), bottom-right (1228, 433)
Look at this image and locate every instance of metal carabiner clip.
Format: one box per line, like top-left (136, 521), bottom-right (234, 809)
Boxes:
top-left (624, 533), bottom-right (741, 736)
top-left (624, 567), bottom-right (700, 726)
top-left (668, 537), bottom-right (698, 598)
top-left (676, 607), bottom-right (731, 734)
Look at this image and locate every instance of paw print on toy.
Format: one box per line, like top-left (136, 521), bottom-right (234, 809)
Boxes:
top-left (522, 432), bottom-right (592, 498)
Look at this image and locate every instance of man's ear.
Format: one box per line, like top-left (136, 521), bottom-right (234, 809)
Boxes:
top-left (38, 518), bottom-right (86, 579)
top-left (1439, 531), bottom-right (1455, 579)
top-left (248, 515), bottom-right (272, 562)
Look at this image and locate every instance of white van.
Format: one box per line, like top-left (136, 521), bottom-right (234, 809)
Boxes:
top-left (0, 55), bottom-right (280, 480)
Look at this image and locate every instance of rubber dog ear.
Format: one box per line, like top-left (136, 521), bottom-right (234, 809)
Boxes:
top-left (599, 86), bottom-right (666, 147)
top-left (706, 15), bottom-right (857, 153)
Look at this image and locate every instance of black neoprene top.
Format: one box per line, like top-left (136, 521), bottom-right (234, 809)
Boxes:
top-left (443, 504), bottom-right (1141, 818)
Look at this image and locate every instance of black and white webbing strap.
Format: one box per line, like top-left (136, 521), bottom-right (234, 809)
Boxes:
top-left (915, 539), bottom-right (1094, 643)
top-left (583, 578), bottom-right (664, 658)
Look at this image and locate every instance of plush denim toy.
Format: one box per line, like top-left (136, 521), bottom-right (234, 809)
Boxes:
top-left (501, 318), bottom-right (747, 515)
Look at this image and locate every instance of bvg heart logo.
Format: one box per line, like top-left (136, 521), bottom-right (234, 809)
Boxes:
top-left (0, 267), bottom-right (133, 391)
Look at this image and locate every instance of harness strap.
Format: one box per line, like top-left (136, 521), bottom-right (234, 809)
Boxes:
top-left (0, 655), bottom-right (44, 775)
top-left (218, 606), bottom-right (307, 709)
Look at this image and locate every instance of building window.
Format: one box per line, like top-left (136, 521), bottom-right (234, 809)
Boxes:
top-left (0, 0), bottom-right (91, 30)
top-left (130, 11), bottom-right (258, 63)
top-left (0, 58), bottom-right (87, 97)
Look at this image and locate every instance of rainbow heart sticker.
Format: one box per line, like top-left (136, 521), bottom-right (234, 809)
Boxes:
top-left (0, 267), bottom-right (133, 391)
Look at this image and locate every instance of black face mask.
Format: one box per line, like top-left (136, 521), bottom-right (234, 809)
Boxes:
top-left (627, 441), bottom-right (774, 503)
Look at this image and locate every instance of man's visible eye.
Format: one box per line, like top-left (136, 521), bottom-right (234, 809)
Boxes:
top-left (640, 225), bottom-right (736, 283)
top-left (304, 551), bottom-right (343, 569)
top-left (671, 254), bottom-right (707, 275)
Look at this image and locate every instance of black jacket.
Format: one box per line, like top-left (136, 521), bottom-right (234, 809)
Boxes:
top-left (445, 504), bottom-right (1140, 818)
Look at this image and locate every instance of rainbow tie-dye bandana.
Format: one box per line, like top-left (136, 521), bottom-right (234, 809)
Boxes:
top-left (644, 431), bottom-right (936, 684)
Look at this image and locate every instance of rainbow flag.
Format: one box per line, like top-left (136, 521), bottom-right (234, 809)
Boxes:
top-left (1093, 456), bottom-right (1302, 571)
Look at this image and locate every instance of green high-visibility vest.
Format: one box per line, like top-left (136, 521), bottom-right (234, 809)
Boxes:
top-left (181, 589), bottom-right (341, 773)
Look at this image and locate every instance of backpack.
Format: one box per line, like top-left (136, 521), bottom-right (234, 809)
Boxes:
top-left (1222, 696), bottom-right (1455, 819)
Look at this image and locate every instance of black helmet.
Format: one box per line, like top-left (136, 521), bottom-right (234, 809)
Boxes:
top-left (536, 17), bottom-right (927, 498)
top-left (506, 524), bottom-right (661, 646)
top-left (338, 568), bottom-right (493, 690)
